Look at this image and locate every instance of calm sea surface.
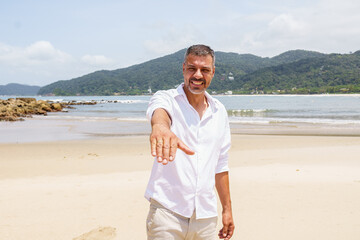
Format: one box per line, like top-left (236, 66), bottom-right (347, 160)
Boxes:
top-left (2, 95), bottom-right (360, 126)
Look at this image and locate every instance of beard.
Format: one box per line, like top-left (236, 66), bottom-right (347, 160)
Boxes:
top-left (187, 78), bottom-right (206, 95)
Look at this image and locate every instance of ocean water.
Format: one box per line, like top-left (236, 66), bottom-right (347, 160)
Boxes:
top-left (218, 95), bottom-right (360, 126)
top-left (32, 95), bottom-right (360, 126)
top-left (1, 94), bottom-right (360, 142)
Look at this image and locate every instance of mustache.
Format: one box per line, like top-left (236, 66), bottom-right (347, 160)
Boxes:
top-left (190, 78), bottom-right (206, 83)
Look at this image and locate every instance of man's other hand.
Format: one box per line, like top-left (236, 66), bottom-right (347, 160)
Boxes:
top-left (218, 209), bottom-right (235, 239)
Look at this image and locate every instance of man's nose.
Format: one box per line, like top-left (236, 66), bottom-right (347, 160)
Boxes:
top-left (193, 69), bottom-right (203, 79)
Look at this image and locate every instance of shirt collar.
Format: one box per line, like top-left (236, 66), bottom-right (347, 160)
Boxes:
top-left (175, 83), bottom-right (219, 112)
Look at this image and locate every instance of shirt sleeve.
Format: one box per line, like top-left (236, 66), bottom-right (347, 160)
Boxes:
top-left (146, 90), bottom-right (174, 122)
top-left (215, 109), bottom-right (231, 174)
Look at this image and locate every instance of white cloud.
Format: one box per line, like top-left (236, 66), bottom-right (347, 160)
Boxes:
top-left (0, 41), bottom-right (73, 67)
top-left (143, 24), bottom-right (201, 56)
top-left (25, 41), bottom-right (71, 62)
top-left (0, 41), bottom-right (114, 86)
top-left (267, 14), bottom-right (305, 36)
top-left (214, 0), bottom-right (360, 57)
top-left (81, 54), bottom-right (113, 66)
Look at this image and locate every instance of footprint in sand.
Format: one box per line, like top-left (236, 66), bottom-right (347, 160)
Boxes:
top-left (88, 153), bottom-right (99, 157)
top-left (73, 226), bottom-right (116, 240)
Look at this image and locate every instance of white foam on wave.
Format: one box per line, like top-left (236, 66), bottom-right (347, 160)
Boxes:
top-left (228, 109), bottom-right (272, 118)
top-left (73, 99), bottom-right (149, 104)
top-left (230, 109), bottom-right (270, 113)
top-left (39, 98), bottom-right (149, 104)
top-left (230, 119), bottom-right (271, 124)
top-left (115, 99), bottom-right (149, 104)
top-left (287, 118), bottom-right (360, 125)
top-left (229, 117), bottom-right (360, 126)
top-left (47, 98), bottom-right (64, 102)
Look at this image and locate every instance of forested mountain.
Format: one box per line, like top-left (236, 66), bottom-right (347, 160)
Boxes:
top-left (235, 51), bottom-right (360, 94)
top-left (38, 49), bottom-right (360, 95)
top-left (0, 83), bottom-right (41, 96)
top-left (270, 50), bottom-right (325, 64)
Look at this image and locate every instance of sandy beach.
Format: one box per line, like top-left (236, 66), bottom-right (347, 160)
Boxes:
top-left (1, 133), bottom-right (360, 240)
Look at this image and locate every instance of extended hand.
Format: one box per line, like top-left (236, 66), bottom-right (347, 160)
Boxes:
top-left (150, 123), bottom-right (194, 165)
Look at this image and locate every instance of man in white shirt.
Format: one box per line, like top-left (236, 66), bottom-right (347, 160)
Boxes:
top-left (146, 44), bottom-right (234, 240)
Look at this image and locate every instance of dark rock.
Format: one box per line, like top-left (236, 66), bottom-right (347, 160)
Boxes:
top-left (50, 103), bottom-right (63, 111)
top-left (0, 98), bottom-right (65, 121)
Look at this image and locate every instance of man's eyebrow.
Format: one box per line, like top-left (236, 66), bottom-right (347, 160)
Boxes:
top-left (202, 66), bottom-right (212, 70)
top-left (185, 64), bottom-right (212, 70)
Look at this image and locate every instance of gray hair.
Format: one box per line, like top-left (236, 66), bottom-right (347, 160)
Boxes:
top-left (184, 44), bottom-right (215, 66)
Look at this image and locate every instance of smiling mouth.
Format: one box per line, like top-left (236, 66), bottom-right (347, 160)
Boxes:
top-left (190, 79), bottom-right (205, 86)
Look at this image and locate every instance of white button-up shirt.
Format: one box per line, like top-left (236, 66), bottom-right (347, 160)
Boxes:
top-left (145, 83), bottom-right (231, 219)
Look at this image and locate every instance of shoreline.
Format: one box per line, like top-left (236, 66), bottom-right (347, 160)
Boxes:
top-left (2, 114), bottom-right (360, 144)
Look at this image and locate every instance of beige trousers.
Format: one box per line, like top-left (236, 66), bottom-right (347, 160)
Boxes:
top-left (146, 199), bottom-right (217, 240)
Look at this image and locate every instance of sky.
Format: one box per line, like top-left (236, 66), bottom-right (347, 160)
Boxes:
top-left (1, 0), bottom-right (360, 86)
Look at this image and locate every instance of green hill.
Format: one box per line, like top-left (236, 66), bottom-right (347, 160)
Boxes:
top-left (236, 51), bottom-right (360, 94)
top-left (0, 83), bottom-right (41, 96)
top-left (38, 49), bottom-right (360, 95)
top-left (271, 49), bottom-right (325, 64)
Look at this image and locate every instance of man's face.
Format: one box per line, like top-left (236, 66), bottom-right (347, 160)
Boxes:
top-left (182, 54), bottom-right (215, 95)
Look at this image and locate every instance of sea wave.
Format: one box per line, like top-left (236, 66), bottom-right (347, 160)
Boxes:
top-left (114, 99), bottom-right (149, 104)
top-left (229, 117), bottom-right (360, 126)
top-left (47, 98), bottom-right (64, 102)
top-left (47, 99), bottom-right (149, 104)
top-left (229, 119), bottom-right (271, 124)
top-left (227, 109), bottom-right (273, 117)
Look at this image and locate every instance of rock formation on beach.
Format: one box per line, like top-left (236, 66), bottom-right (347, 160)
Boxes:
top-left (0, 98), bottom-right (65, 121)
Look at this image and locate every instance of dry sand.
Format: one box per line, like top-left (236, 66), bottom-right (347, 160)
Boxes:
top-left (1, 134), bottom-right (360, 240)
